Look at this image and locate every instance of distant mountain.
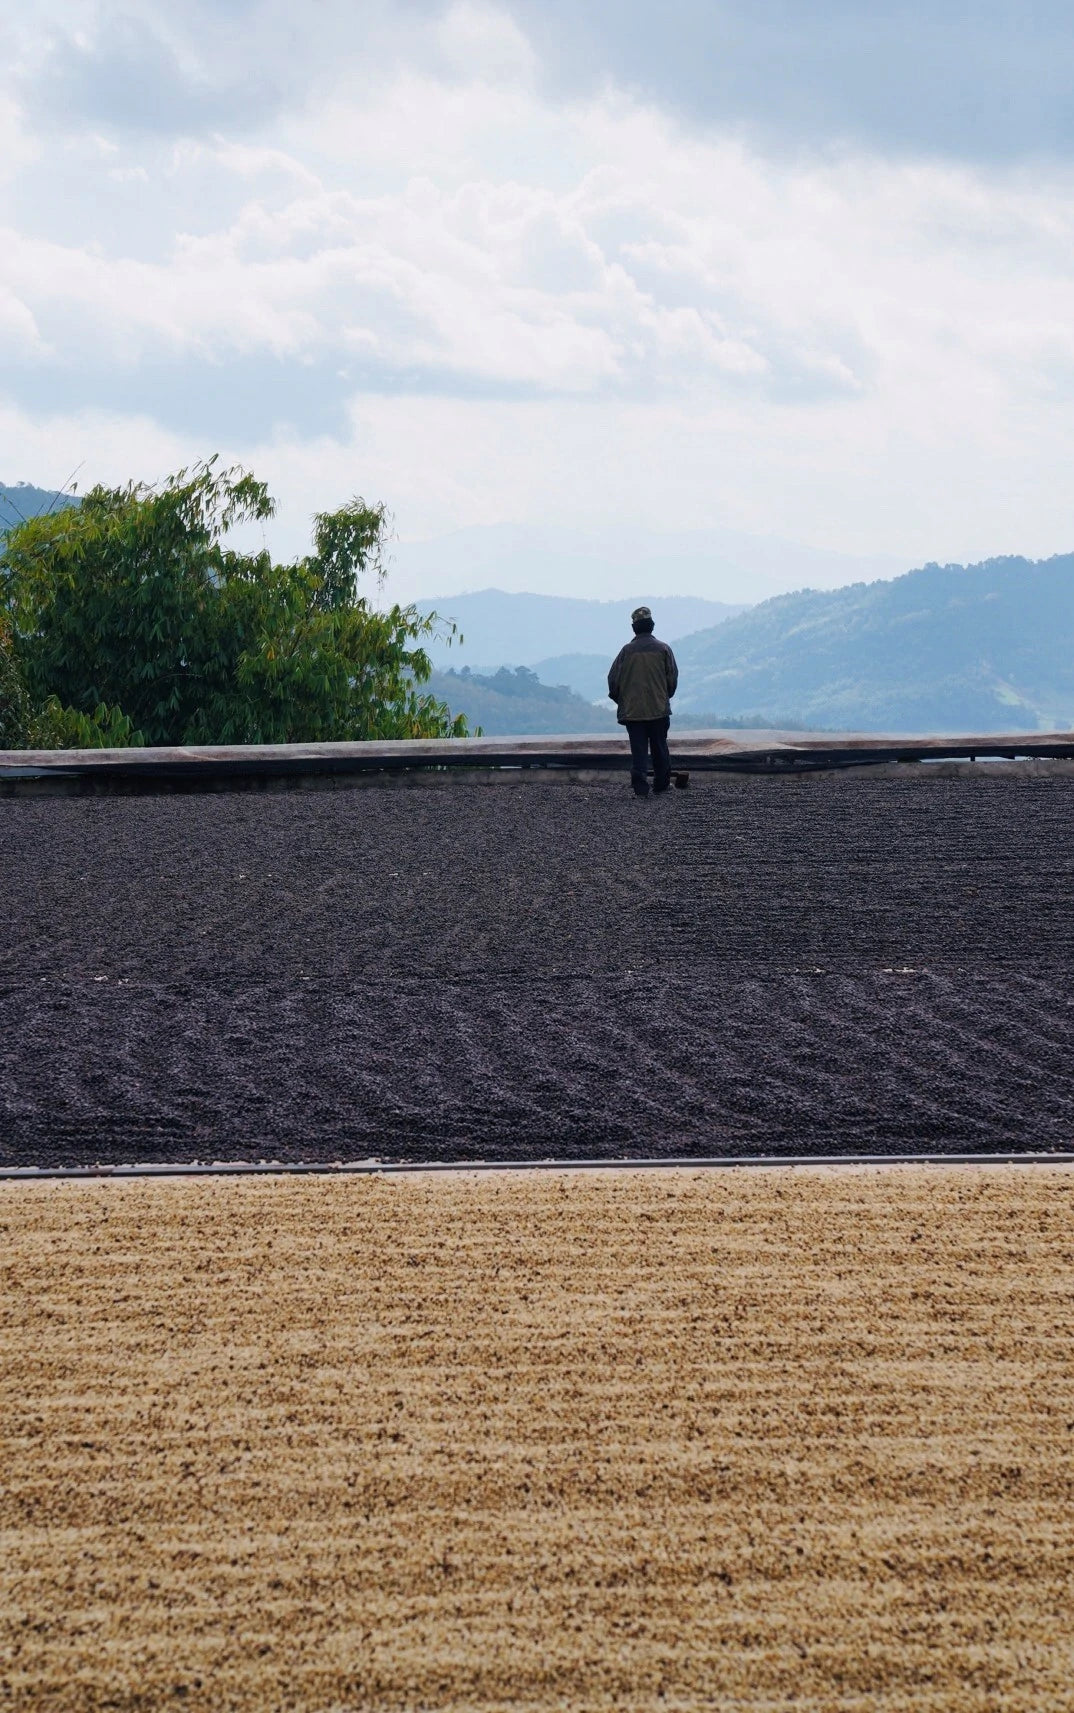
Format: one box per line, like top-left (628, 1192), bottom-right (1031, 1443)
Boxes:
top-left (673, 553), bottom-right (1074, 731)
top-left (428, 666), bottom-right (619, 735)
top-left (417, 590), bottom-right (747, 672)
top-left (0, 483), bottom-right (78, 534)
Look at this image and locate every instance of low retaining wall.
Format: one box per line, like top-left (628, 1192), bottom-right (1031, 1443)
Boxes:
top-left (4, 729), bottom-right (1074, 794)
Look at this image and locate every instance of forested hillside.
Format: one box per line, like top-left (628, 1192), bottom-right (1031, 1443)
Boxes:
top-left (426, 666), bottom-right (618, 734)
top-left (674, 554), bottom-right (1074, 731)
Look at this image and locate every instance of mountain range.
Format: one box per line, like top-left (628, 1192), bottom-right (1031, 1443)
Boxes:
top-left (672, 553), bottom-right (1074, 731)
top-left (422, 553), bottom-right (1074, 733)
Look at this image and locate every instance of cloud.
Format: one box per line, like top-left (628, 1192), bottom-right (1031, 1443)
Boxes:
top-left (0, 289), bottom-right (44, 358)
top-left (503, 0), bottom-right (1074, 161)
top-left (23, 10), bottom-right (284, 136)
top-left (12, 89), bottom-right (1074, 414)
top-left (0, 96), bottom-right (38, 184)
top-left (21, 0), bottom-right (1074, 160)
top-left (435, 0), bottom-right (537, 83)
top-left (0, 98), bottom-right (913, 410)
top-left (3, 1), bottom-right (1074, 596)
top-left (15, 0), bottom-right (498, 144)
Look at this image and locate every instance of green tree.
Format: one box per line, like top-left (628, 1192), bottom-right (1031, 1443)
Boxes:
top-left (2, 458), bottom-right (467, 745)
top-left (2, 610), bottom-right (139, 749)
top-left (34, 698), bottom-right (146, 749)
top-left (0, 610), bottom-right (33, 747)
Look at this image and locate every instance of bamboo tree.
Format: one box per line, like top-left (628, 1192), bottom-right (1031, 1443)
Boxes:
top-left (2, 459), bottom-right (466, 745)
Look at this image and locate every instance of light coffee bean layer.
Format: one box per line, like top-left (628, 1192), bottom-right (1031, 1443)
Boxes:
top-left (2, 1167), bottom-right (1073, 1711)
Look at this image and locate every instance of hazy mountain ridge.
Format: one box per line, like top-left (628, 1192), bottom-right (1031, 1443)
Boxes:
top-left (392, 520), bottom-right (903, 606)
top-left (0, 483), bottom-right (77, 533)
top-left (673, 553), bottom-right (1074, 731)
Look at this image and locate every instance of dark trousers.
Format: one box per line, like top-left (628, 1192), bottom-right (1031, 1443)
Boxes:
top-left (626, 719), bottom-right (671, 796)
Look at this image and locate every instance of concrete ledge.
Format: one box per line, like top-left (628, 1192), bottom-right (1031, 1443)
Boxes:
top-left (3, 729), bottom-right (1074, 795)
top-left (3, 1150), bottom-right (1073, 1180)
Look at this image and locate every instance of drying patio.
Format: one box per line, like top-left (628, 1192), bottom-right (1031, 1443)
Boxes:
top-left (3, 1163), bottom-right (1073, 1711)
top-left (2, 765), bottom-right (1074, 1165)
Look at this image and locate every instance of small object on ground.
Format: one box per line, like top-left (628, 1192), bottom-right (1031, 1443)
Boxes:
top-left (673, 770), bottom-right (690, 789)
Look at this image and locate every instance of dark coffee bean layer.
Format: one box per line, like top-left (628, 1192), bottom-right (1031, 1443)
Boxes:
top-left (3, 773), bottom-right (1072, 1163)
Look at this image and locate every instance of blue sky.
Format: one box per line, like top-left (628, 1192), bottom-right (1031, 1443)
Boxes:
top-left (4, 0), bottom-right (1074, 599)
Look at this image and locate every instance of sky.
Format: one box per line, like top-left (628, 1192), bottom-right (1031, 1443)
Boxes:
top-left (4, 0), bottom-right (1074, 601)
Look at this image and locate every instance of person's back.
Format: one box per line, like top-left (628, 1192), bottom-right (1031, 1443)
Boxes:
top-left (607, 607), bottom-right (678, 796)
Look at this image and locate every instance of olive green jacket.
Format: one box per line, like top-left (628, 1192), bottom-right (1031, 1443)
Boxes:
top-left (607, 634), bottom-right (679, 723)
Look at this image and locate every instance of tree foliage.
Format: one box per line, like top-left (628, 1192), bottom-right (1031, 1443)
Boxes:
top-left (0, 611), bottom-right (33, 747)
top-left (1, 459), bottom-right (467, 746)
top-left (35, 698), bottom-right (147, 749)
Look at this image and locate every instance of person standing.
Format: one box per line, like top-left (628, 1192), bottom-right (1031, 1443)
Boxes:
top-left (607, 606), bottom-right (679, 797)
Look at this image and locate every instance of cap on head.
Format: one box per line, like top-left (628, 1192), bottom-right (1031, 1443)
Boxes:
top-left (631, 604), bottom-right (654, 633)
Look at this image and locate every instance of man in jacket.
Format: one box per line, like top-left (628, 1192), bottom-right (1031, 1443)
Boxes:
top-left (607, 606), bottom-right (679, 797)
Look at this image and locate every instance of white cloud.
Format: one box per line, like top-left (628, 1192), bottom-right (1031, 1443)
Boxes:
top-left (436, 0), bottom-right (537, 84)
top-left (3, 3), bottom-right (1074, 592)
top-left (0, 96), bottom-right (37, 183)
top-left (0, 400), bottom-right (195, 492)
top-left (0, 289), bottom-right (44, 356)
